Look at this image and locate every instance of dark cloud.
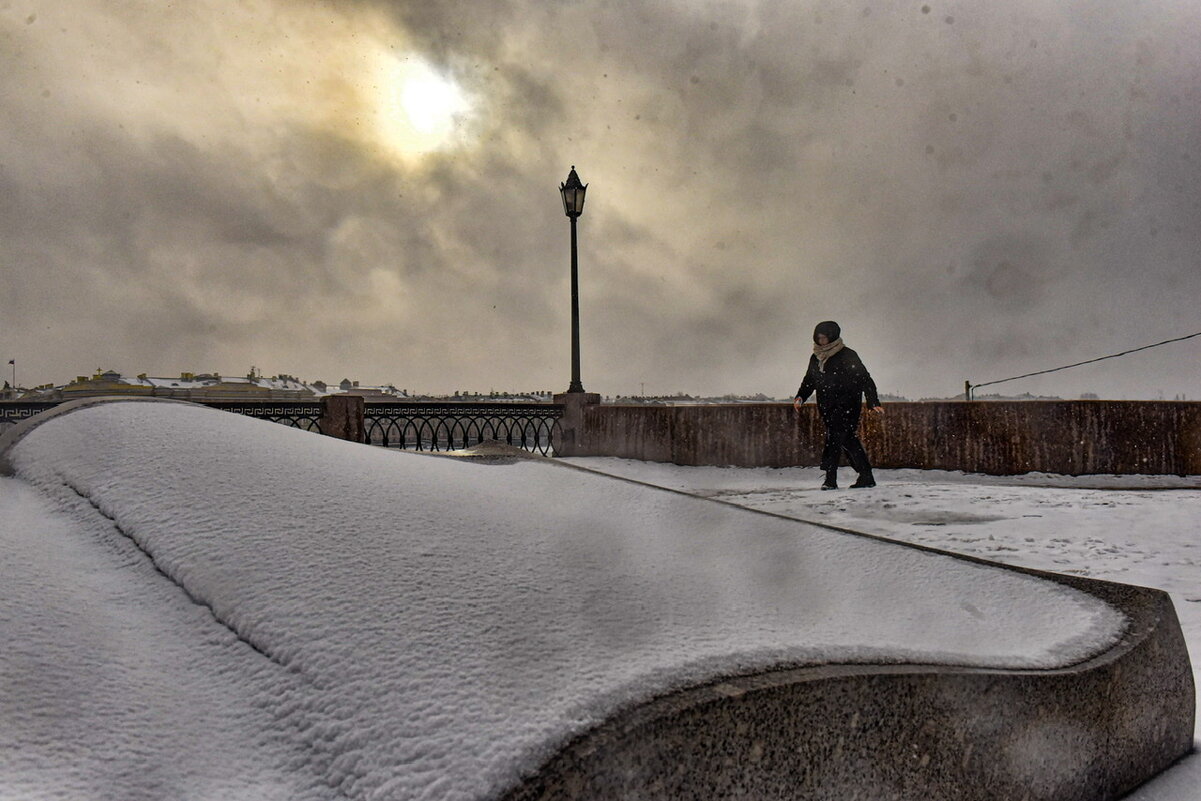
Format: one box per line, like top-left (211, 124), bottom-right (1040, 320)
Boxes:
top-left (1, 0), bottom-right (1199, 399)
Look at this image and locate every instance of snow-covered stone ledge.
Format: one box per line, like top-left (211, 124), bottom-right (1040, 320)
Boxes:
top-left (504, 564), bottom-right (1193, 801)
top-left (0, 398), bottom-right (1192, 801)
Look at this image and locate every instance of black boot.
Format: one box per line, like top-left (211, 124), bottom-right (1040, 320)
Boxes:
top-left (821, 469), bottom-right (838, 490)
top-left (851, 470), bottom-right (876, 489)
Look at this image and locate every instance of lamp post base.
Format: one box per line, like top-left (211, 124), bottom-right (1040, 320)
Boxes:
top-left (565, 381), bottom-right (585, 394)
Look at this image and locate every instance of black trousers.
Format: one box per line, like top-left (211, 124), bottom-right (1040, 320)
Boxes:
top-left (819, 405), bottom-right (872, 474)
top-left (821, 428), bottom-right (872, 474)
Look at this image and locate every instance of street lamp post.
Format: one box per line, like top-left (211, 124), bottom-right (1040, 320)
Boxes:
top-left (559, 166), bottom-right (588, 393)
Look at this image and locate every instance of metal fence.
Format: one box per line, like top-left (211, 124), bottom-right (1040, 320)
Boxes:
top-left (0, 400), bottom-right (563, 456)
top-left (364, 402), bottom-right (562, 456)
top-left (202, 401), bottom-right (325, 433)
top-left (0, 402), bottom-right (61, 434)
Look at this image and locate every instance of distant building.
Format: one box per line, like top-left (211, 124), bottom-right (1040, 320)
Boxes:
top-left (11, 370), bottom-right (413, 403)
top-left (16, 370), bottom-right (316, 402)
top-left (339, 383), bottom-right (409, 401)
top-left (920, 391), bottom-right (1064, 402)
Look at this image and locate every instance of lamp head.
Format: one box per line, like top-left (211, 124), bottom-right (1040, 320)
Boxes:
top-left (559, 166), bottom-right (587, 218)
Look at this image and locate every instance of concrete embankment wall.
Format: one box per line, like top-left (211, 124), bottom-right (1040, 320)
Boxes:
top-left (575, 401), bottom-right (1201, 475)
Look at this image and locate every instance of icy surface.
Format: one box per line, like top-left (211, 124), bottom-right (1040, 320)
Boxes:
top-left (3, 403), bottom-right (1127, 800)
top-left (565, 457), bottom-right (1201, 801)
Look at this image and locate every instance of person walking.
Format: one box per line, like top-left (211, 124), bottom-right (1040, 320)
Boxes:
top-left (792, 321), bottom-right (884, 490)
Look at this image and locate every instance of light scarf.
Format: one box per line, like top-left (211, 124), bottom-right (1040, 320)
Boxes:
top-left (813, 337), bottom-right (845, 372)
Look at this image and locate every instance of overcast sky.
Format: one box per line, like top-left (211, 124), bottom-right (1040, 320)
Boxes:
top-left (2, 0), bottom-right (1199, 399)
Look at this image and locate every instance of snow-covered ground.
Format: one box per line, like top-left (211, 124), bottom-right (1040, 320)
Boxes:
top-left (564, 457), bottom-right (1201, 801)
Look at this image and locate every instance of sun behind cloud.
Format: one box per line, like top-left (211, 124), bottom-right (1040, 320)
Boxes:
top-left (374, 53), bottom-right (472, 162)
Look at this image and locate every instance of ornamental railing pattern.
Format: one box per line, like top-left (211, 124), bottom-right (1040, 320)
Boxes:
top-left (364, 402), bottom-right (562, 456)
top-left (0, 402), bottom-right (62, 434)
top-left (0, 400), bottom-right (564, 456)
top-left (202, 401), bottom-right (325, 433)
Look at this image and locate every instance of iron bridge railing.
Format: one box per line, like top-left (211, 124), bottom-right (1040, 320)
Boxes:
top-left (0, 401), bottom-right (62, 434)
top-left (1, 400), bottom-right (564, 457)
top-left (364, 402), bottom-right (562, 456)
top-left (202, 401), bottom-right (325, 433)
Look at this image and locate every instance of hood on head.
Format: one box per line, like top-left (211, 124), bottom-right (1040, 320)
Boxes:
top-left (813, 321), bottom-right (841, 343)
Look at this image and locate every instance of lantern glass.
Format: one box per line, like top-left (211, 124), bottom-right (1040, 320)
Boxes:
top-left (560, 169), bottom-right (587, 217)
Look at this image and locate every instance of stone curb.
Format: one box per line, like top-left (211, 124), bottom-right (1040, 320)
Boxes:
top-left (502, 571), bottom-right (1193, 801)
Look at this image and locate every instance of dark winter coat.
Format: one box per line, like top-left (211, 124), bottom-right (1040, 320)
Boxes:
top-left (796, 347), bottom-right (880, 432)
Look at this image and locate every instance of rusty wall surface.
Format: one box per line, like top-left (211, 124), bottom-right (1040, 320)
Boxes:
top-left (578, 401), bottom-right (1201, 475)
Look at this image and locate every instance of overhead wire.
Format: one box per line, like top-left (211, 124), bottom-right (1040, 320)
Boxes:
top-left (967, 329), bottom-right (1201, 394)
